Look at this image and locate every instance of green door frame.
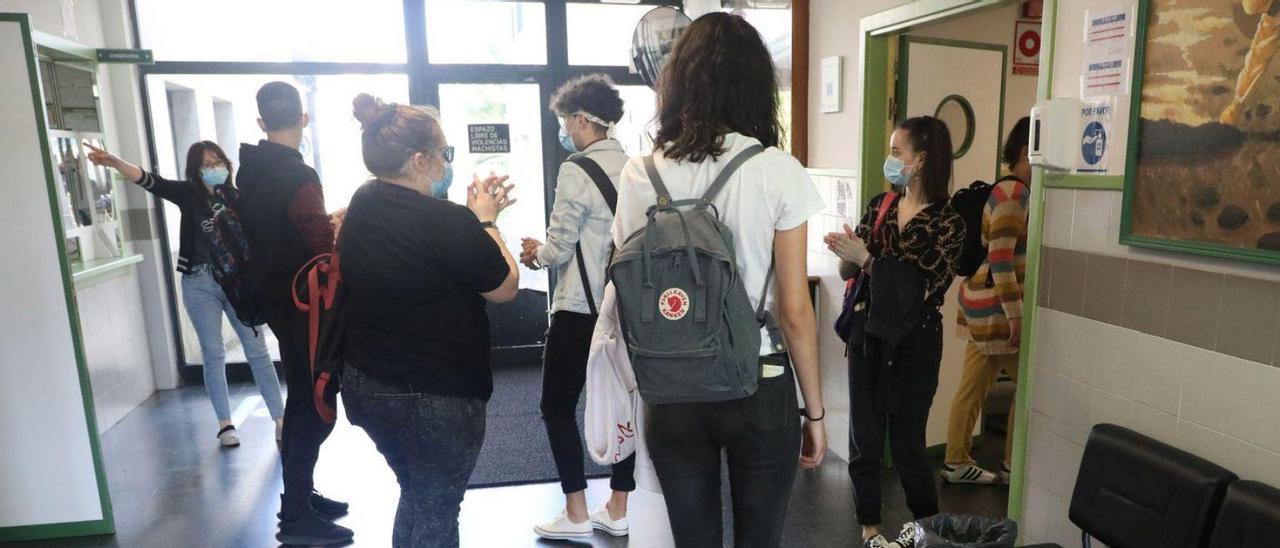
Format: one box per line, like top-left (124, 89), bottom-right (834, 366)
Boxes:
top-left (857, 0), bottom-right (1058, 523)
top-left (896, 35), bottom-right (1008, 180)
top-left (0, 13), bottom-right (115, 542)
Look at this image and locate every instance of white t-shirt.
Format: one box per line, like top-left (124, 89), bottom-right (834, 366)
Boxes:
top-left (611, 133), bottom-right (825, 354)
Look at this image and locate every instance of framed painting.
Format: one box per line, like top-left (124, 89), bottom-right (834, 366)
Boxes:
top-left (1121, 0), bottom-right (1280, 265)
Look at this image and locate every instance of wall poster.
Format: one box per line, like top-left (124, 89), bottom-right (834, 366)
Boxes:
top-left (1121, 0), bottom-right (1280, 264)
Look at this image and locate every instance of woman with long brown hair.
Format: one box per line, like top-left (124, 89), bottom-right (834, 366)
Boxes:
top-left (611, 13), bottom-right (827, 547)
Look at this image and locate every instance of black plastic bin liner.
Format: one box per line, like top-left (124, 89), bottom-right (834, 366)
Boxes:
top-left (911, 514), bottom-right (1018, 548)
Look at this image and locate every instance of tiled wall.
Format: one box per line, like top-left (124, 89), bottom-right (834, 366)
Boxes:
top-left (77, 269), bottom-right (157, 434)
top-left (1020, 246), bottom-right (1280, 545)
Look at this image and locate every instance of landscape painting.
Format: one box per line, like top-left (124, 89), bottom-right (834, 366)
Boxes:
top-left (1123, 0), bottom-right (1280, 263)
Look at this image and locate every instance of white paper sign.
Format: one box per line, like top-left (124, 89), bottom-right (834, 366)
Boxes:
top-left (1081, 5), bottom-right (1133, 98)
top-left (1076, 98), bottom-right (1116, 173)
top-left (821, 56), bottom-right (842, 113)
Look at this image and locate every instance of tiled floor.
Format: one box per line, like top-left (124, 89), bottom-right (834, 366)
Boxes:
top-left (15, 376), bottom-right (1008, 547)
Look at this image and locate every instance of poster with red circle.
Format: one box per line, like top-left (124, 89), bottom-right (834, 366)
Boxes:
top-left (1013, 20), bottom-right (1041, 76)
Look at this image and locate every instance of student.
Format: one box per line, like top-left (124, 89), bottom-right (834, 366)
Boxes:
top-left (520, 74), bottom-right (635, 541)
top-left (826, 116), bottom-right (965, 548)
top-left (84, 141), bottom-right (284, 448)
top-left (341, 93), bottom-right (519, 548)
top-left (943, 117), bottom-right (1032, 485)
top-left (234, 81), bottom-right (348, 546)
top-left (611, 13), bottom-right (828, 547)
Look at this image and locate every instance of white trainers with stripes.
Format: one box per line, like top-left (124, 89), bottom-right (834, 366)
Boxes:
top-left (217, 425), bottom-right (240, 448)
top-left (940, 463), bottom-right (998, 485)
top-left (533, 511), bottom-right (592, 541)
top-left (589, 508), bottom-right (630, 537)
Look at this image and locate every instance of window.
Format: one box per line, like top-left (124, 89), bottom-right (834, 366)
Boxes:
top-left (426, 0), bottom-right (547, 65)
top-left (566, 4), bottom-right (656, 66)
top-left (135, 0), bottom-right (406, 62)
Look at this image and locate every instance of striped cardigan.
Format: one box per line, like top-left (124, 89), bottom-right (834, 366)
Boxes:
top-left (957, 177), bottom-right (1030, 355)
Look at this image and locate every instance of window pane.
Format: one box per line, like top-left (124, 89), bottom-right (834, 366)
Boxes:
top-left (426, 1), bottom-right (547, 65)
top-left (143, 73), bottom-right (409, 364)
top-left (438, 84), bottom-right (547, 292)
top-left (135, 0), bottom-right (406, 62)
top-left (615, 85), bottom-right (657, 156)
top-left (731, 8), bottom-right (792, 148)
top-left (566, 4), bottom-right (656, 66)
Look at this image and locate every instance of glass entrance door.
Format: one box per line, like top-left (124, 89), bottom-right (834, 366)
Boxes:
top-left (438, 83), bottom-right (550, 350)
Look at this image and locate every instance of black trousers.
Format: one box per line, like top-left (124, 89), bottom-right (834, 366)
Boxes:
top-left (646, 355), bottom-right (801, 548)
top-left (847, 311), bottom-right (943, 526)
top-left (268, 304), bottom-right (337, 519)
top-left (541, 311), bottom-right (636, 494)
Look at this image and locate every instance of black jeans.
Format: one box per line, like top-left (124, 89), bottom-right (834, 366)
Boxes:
top-left (268, 304), bottom-right (336, 519)
top-left (541, 311), bottom-right (636, 494)
top-left (847, 311), bottom-right (943, 526)
top-left (646, 355), bottom-right (801, 548)
top-left (344, 366), bottom-right (486, 548)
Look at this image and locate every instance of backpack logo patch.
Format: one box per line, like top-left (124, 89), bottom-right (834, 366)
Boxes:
top-left (658, 288), bottom-right (690, 321)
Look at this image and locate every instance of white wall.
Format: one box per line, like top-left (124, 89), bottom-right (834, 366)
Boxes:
top-left (0, 15), bottom-right (106, 530)
top-left (1019, 0), bottom-right (1280, 544)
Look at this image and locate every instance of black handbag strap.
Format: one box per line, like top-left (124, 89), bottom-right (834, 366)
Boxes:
top-left (567, 156), bottom-right (617, 316)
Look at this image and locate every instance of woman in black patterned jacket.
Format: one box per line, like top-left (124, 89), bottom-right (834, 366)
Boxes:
top-left (825, 116), bottom-right (965, 548)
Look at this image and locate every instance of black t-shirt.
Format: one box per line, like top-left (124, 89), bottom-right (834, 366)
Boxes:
top-left (340, 180), bottom-right (510, 399)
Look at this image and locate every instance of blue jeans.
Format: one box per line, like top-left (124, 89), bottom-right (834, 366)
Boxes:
top-left (344, 366), bottom-right (487, 548)
top-left (181, 266), bottom-right (284, 422)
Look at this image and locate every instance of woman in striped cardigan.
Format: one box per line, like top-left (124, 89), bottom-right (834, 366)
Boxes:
top-left (942, 117), bottom-right (1033, 486)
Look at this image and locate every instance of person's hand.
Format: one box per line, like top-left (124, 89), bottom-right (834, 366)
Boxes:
top-left (83, 142), bottom-right (125, 170)
top-left (520, 238), bottom-right (542, 270)
top-left (800, 417), bottom-right (827, 469)
top-left (467, 171), bottom-right (515, 223)
top-left (1008, 318), bottom-right (1022, 348)
top-left (824, 224), bottom-right (870, 265)
top-left (330, 208), bottom-right (348, 238)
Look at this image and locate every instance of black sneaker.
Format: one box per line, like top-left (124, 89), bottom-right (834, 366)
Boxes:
top-left (311, 491), bottom-right (349, 520)
top-left (277, 510), bottom-right (354, 546)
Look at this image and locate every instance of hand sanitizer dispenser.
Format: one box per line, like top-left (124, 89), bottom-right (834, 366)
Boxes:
top-left (1028, 98), bottom-right (1084, 171)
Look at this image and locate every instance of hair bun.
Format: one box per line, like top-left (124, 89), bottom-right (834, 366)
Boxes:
top-left (353, 93), bottom-right (397, 130)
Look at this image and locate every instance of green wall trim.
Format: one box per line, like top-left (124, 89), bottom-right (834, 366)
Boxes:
top-left (1006, 0), bottom-right (1058, 525)
top-left (72, 254), bottom-right (144, 287)
top-left (1043, 174), bottom-right (1124, 190)
top-left (31, 29), bottom-right (96, 62)
top-left (0, 519), bottom-right (115, 543)
top-left (0, 13), bottom-right (115, 541)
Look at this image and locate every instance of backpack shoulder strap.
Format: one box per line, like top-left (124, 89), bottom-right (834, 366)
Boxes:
top-left (568, 156), bottom-right (617, 214)
top-left (701, 144), bottom-right (766, 203)
top-left (642, 155), bottom-right (673, 208)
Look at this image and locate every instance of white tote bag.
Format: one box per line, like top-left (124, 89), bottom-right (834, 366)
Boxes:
top-left (584, 283), bottom-right (660, 492)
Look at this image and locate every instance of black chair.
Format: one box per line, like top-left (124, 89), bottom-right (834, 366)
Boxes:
top-left (1023, 423), bottom-right (1238, 548)
top-left (1206, 480), bottom-right (1280, 547)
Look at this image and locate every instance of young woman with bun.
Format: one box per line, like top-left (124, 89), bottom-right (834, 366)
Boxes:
top-left (339, 93), bottom-right (519, 547)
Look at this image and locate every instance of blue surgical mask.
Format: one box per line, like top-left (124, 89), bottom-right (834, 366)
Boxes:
top-left (558, 127), bottom-right (578, 153)
top-left (883, 156), bottom-right (911, 188)
top-left (201, 167), bottom-right (229, 187)
top-left (431, 163), bottom-right (453, 199)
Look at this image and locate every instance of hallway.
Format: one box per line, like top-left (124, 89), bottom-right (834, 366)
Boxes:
top-left (13, 376), bottom-right (1007, 548)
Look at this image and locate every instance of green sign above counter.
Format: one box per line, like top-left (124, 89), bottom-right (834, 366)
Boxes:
top-left (95, 49), bottom-right (153, 64)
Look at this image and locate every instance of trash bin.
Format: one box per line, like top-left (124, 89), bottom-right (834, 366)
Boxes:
top-left (907, 514), bottom-right (1018, 548)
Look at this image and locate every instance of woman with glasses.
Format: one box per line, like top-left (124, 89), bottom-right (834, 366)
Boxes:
top-left (340, 93), bottom-right (519, 547)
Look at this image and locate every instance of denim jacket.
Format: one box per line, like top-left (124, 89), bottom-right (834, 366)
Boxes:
top-left (537, 139), bottom-right (628, 315)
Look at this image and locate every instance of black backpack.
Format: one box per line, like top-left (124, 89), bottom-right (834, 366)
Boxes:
top-left (205, 187), bottom-right (268, 328)
top-left (949, 180), bottom-right (995, 278)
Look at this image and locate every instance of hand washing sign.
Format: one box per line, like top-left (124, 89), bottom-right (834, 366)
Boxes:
top-left (1077, 100), bottom-right (1114, 173)
top-left (468, 124), bottom-right (510, 154)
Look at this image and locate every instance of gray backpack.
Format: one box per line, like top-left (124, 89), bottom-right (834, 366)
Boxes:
top-left (609, 145), bottom-right (772, 404)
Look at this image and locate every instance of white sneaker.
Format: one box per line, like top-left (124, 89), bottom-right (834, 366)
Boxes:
top-left (217, 425), bottom-right (240, 448)
top-left (940, 463), bottom-right (998, 485)
top-left (533, 511), bottom-right (592, 540)
top-left (589, 508), bottom-right (630, 537)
